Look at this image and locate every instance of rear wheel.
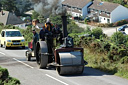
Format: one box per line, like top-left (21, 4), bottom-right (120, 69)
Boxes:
top-left (36, 41), bottom-right (48, 69)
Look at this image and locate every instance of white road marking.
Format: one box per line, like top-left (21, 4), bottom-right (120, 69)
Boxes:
top-left (13, 58), bottom-right (34, 69)
top-left (0, 52), bottom-right (5, 55)
top-left (45, 74), bottom-right (69, 85)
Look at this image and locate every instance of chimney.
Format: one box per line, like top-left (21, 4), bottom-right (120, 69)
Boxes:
top-left (1, 10), bottom-right (4, 15)
top-left (61, 16), bottom-right (68, 38)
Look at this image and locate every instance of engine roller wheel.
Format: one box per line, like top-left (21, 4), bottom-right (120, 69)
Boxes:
top-left (36, 41), bottom-right (48, 69)
top-left (57, 66), bottom-right (84, 75)
top-left (56, 52), bottom-right (85, 75)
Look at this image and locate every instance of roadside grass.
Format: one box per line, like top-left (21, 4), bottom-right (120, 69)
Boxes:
top-left (84, 47), bottom-right (128, 79)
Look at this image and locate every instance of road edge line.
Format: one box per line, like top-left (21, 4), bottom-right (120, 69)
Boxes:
top-left (45, 74), bottom-right (69, 85)
top-left (0, 52), bottom-right (5, 55)
top-left (13, 58), bottom-right (34, 69)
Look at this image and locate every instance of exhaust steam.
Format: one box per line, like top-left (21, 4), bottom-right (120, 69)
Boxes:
top-left (30, 0), bottom-right (66, 17)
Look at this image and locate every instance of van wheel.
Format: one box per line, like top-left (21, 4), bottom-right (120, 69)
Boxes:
top-left (4, 42), bottom-right (8, 49)
top-left (22, 46), bottom-right (25, 49)
top-left (0, 41), bottom-right (2, 47)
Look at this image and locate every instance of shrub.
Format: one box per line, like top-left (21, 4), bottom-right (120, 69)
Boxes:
top-left (84, 26), bottom-right (91, 34)
top-left (0, 67), bottom-right (20, 85)
top-left (92, 27), bottom-right (103, 39)
top-left (0, 68), bottom-right (9, 80)
top-left (111, 32), bottom-right (126, 45)
top-left (120, 56), bottom-right (128, 64)
top-left (113, 20), bottom-right (128, 26)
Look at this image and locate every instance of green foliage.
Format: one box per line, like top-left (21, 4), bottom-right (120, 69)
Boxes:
top-left (84, 19), bottom-right (88, 24)
top-left (84, 26), bottom-right (91, 34)
top-left (102, 0), bottom-right (128, 8)
top-left (113, 20), bottom-right (128, 26)
top-left (19, 26), bottom-right (33, 45)
top-left (67, 21), bottom-right (85, 33)
top-left (38, 15), bottom-right (46, 23)
top-left (98, 19), bottom-right (128, 27)
top-left (92, 27), bottom-right (103, 39)
top-left (0, 67), bottom-right (20, 85)
top-left (3, 77), bottom-right (20, 85)
top-left (49, 15), bottom-right (62, 28)
top-left (1, 0), bottom-right (17, 12)
top-left (111, 32), bottom-right (126, 45)
top-left (120, 56), bottom-right (128, 64)
top-left (0, 1), bottom-right (2, 11)
top-left (0, 67), bottom-right (9, 80)
top-left (16, 0), bottom-right (32, 15)
top-left (32, 11), bottom-right (39, 20)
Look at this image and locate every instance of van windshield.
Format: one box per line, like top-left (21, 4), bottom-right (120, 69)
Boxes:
top-left (6, 31), bottom-right (22, 37)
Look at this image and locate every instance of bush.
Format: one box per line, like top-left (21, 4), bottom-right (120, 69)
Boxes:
top-left (0, 67), bottom-right (9, 80)
top-left (92, 27), bottom-right (103, 39)
top-left (67, 21), bottom-right (85, 33)
top-left (113, 20), bottom-right (128, 27)
top-left (120, 56), bottom-right (128, 64)
top-left (0, 67), bottom-right (20, 85)
top-left (111, 32), bottom-right (126, 45)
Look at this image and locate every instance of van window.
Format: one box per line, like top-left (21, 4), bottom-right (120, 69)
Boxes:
top-left (6, 31), bottom-right (22, 37)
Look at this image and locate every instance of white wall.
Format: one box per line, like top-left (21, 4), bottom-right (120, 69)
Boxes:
top-left (15, 23), bottom-right (26, 28)
top-left (99, 16), bottom-right (111, 23)
top-left (111, 5), bottom-right (128, 23)
top-left (72, 12), bottom-right (82, 17)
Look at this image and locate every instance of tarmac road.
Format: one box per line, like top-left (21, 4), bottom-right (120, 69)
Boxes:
top-left (0, 47), bottom-right (128, 85)
top-left (75, 22), bottom-right (117, 37)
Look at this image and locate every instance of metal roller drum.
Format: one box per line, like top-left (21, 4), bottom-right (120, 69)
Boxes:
top-left (57, 51), bottom-right (84, 75)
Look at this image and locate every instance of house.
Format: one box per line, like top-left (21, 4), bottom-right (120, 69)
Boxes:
top-left (62, 0), bottom-right (93, 19)
top-left (0, 10), bottom-right (25, 28)
top-left (88, 0), bottom-right (128, 23)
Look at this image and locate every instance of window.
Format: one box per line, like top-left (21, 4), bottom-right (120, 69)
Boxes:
top-left (107, 19), bottom-right (110, 23)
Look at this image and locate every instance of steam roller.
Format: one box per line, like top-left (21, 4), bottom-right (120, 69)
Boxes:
top-left (28, 16), bottom-right (85, 75)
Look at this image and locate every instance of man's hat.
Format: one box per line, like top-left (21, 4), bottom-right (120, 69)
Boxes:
top-left (32, 19), bottom-right (37, 22)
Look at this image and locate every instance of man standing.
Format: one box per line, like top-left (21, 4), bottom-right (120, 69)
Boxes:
top-left (32, 29), bottom-right (39, 56)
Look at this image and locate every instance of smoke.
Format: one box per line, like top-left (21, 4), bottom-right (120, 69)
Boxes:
top-left (30, 0), bottom-right (66, 17)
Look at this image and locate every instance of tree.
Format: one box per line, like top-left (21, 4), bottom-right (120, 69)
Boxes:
top-left (1, 0), bottom-right (17, 12)
top-left (16, 0), bottom-right (32, 15)
top-left (32, 11), bottom-right (39, 20)
top-left (50, 15), bottom-right (62, 28)
top-left (0, 0), bottom-right (2, 11)
top-left (38, 15), bottom-right (45, 23)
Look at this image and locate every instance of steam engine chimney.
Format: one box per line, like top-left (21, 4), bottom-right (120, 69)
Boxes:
top-left (1, 10), bottom-right (4, 15)
top-left (61, 16), bottom-right (68, 38)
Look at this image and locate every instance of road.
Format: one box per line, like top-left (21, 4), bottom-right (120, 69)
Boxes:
top-left (0, 47), bottom-right (128, 85)
top-left (75, 22), bottom-right (117, 37)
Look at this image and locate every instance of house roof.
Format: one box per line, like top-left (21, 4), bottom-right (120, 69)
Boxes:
top-left (0, 11), bottom-right (24, 25)
top-left (62, 0), bottom-right (91, 8)
top-left (89, 0), bottom-right (119, 12)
